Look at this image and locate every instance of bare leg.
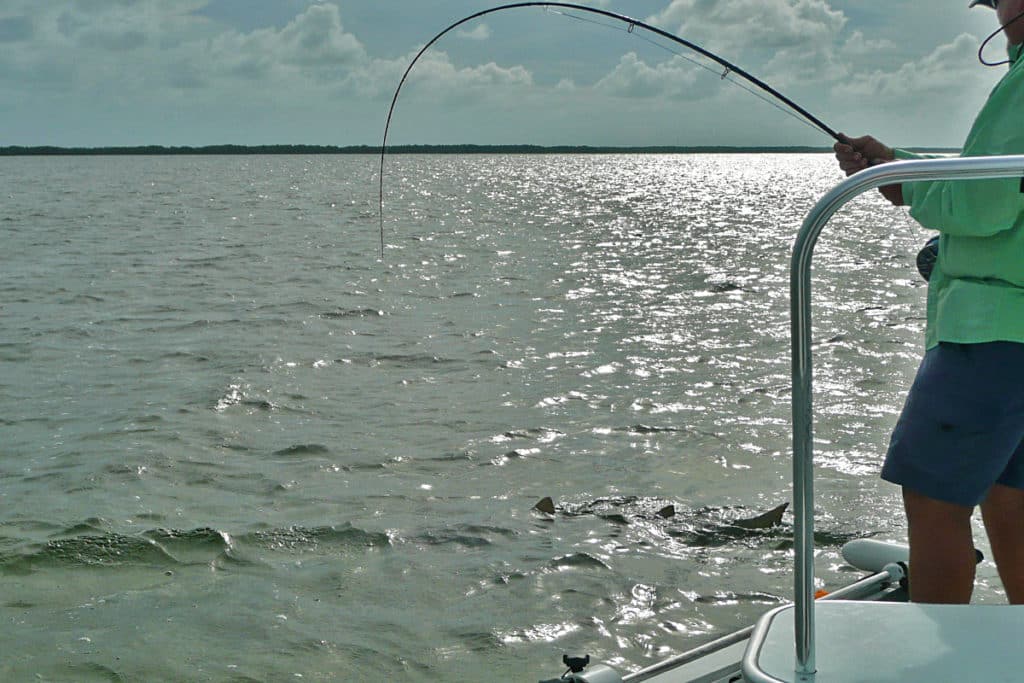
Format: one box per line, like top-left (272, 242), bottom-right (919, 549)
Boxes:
top-left (980, 483), bottom-right (1024, 604)
top-left (903, 488), bottom-right (976, 603)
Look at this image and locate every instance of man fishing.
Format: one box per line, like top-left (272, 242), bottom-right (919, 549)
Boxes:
top-left (833, 0), bottom-right (1024, 605)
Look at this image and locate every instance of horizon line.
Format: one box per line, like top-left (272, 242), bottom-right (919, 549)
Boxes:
top-left (0, 143), bottom-right (961, 156)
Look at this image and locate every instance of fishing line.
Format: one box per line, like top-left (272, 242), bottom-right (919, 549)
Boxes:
top-left (378, 2), bottom-right (843, 257)
top-left (546, 7), bottom-right (828, 138)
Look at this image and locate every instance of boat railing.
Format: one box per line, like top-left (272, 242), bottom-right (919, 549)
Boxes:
top-left (790, 154), bottom-right (1024, 677)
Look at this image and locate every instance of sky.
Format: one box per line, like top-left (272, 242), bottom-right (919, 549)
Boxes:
top-left (0, 0), bottom-right (1009, 148)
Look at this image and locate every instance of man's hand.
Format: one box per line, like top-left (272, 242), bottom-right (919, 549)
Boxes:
top-left (833, 134), bottom-right (904, 205)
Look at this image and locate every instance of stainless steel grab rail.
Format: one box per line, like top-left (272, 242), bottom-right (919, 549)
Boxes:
top-left (790, 154), bottom-right (1024, 679)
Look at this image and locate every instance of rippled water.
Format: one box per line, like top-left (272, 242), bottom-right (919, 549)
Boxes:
top-left (0, 153), bottom-right (1006, 681)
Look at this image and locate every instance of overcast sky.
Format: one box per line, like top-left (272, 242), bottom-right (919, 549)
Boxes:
top-left (0, 1), bottom-right (1009, 148)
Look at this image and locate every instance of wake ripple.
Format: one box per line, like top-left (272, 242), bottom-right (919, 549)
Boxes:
top-left (0, 523), bottom-right (392, 573)
top-left (239, 523), bottom-right (391, 553)
top-left (2, 533), bottom-right (175, 572)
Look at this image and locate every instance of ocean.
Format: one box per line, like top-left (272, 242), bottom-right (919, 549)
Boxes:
top-left (0, 153), bottom-right (1006, 682)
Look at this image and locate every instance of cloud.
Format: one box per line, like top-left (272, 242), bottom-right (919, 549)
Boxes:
top-left (0, 1), bottom-right (533, 104)
top-left (209, 3), bottom-right (366, 82)
top-left (648, 0), bottom-right (846, 51)
top-left (638, 0), bottom-right (851, 92)
top-left (0, 0), bottom-right (209, 90)
top-left (457, 23), bottom-right (491, 41)
top-left (836, 34), bottom-right (987, 100)
top-left (840, 30), bottom-right (896, 58)
top-left (0, 0), bottom-right (1000, 147)
top-left (58, 0), bottom-right (208, 48)
top-left (594, 52), bottom-right (705, 99)
top-left (829, 33), bottom-right (1000, 145)
top-left (399, 51), bottom-right (534, 99)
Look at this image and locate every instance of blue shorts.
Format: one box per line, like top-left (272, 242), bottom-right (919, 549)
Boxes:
top-left (883, 341), bottom-right (1024, 507)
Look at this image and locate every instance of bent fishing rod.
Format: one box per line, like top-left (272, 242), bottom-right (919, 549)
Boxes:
top-left (378, 2), bottom-right (843, 256)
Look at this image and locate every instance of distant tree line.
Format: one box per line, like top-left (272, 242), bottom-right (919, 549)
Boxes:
top-left (0, 145), bottom-right (380, 156)
top-left (0, 144), bottom-right (959, 156)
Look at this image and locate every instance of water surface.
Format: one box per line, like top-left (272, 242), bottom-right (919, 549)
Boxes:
top-left (0, 153), bottom-right (1003, 681)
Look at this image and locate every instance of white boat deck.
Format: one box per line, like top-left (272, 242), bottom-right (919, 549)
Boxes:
top-left (744, 600), bottom-right (1024, 682)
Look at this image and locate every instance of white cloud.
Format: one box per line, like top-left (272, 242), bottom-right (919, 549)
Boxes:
top-left (594, 52), bottom-right (705, 99)
top-left (0, 0), bottom-right (537, 108)
top-left (0, 0), bottom-right (209, 90)
top-left (841, 31), bottom-right (897, 58)
top-left (836, 34), bottom-right (989, 100)
top-left (829, 33), bottom-right (1001, 145)
top-left (341, 49), bottom-right (537, 111)
top-left (637, 0), bottom-right (851, 93)
top-left (56, 0), bottom-right (208, 49)
top-left (400, 51), bottom-right (534, 100)
top-left (208, 3), bottom-right (366, 85)
top-left (457, 24), bottom-right (491, 41)
top-left (0, 0), bottom-right (1003, 147)
top-left (648, 0), bottom-right (846, 52)
top-left (554, 78), bottom-right (578, 92)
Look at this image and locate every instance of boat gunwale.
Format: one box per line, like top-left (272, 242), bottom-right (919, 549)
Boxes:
top-left (789, 154), bottom-right (1024, 676)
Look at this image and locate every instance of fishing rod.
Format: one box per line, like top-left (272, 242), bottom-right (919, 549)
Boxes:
top-left (378, 2), bottom-right (843, 256)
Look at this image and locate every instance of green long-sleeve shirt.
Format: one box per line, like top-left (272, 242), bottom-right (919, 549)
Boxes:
top-left (895, 42), bottom-right (1024, 349)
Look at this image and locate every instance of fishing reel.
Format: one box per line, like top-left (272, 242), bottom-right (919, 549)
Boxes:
top-left (538, 654), bottom-right (624, 683)
top-left (916, 236), bottom-right (938, 281)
